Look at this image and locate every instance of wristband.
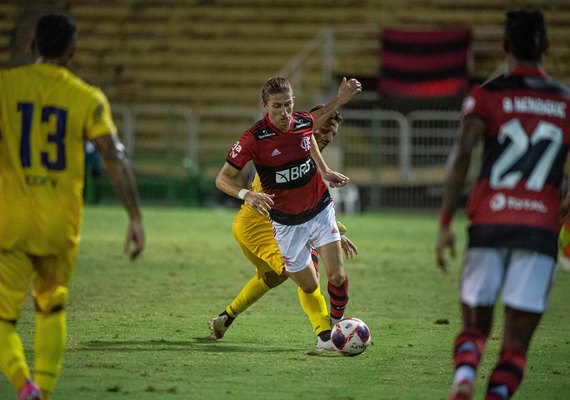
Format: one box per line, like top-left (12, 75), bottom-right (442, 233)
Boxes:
top-left (238, 189), bottom-right (249, 200)
top-left (440, 210), bottom-right (453, 228)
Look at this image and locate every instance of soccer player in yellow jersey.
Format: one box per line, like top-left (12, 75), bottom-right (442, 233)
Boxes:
top-left (0, 14), bottom-right (144, 400)
top-left (209, 107), bottom-right (358, 350)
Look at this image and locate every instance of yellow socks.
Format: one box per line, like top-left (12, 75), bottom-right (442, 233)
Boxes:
top-left (0, 319), bottom-right (30, 391)
top-left (297, 284), bottom-right (332, 336)
top-left (226, 276), bottom-right (270, 318)
top-left (34, 311), bottom-right (66, 395)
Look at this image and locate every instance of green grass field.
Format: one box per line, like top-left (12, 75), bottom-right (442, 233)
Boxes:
top-left (1, 206), bottom-right (569, 399)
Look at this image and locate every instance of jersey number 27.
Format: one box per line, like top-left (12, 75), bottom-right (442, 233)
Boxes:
top-left (491, 118), bottom-right (563, 191)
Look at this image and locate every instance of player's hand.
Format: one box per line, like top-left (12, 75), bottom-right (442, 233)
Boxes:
top-left (340, 235), bottom-right (359, 259)
top-left (436, 227), bottom-right (455, 272)
top-left (125, 217), bottom-right (145, 261)
top-left (322, 169), bottom-right (349, 188)
top-left (337, 77), bottom-right (362, 105)
top-left (245, 191), bottom-right (275, 216)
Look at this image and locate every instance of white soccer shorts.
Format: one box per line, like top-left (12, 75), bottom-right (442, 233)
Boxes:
top-left (461, 247), bottom-right (556, 314)
top-left (271, 202), bottom-right (340, 273)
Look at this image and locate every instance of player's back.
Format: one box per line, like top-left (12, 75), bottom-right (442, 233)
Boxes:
top-left (465, 68), bottom-right (570, 256)
top-left (0, 64), bottom-right (111, 255)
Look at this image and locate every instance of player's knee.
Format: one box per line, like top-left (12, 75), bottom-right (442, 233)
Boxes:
top-left (34, 286), bottom-right (68, 314)
top-left (262, 271), bottom-right (287, 288)
top-left (299, 281), bottom-right (318, 294)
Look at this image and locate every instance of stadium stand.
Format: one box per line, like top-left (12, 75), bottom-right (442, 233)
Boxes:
top-left (1, 0), bottom-right (569, 207)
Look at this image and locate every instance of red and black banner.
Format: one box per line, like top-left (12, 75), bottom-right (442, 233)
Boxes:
top-left (379, 28), bottom-right (471, 97)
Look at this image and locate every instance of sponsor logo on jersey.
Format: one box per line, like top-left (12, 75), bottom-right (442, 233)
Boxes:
top-left (300, 136), bottom-right (311, 151)
top-left (271, 148), bottom-right (282, 156)
top-left (256, 129), bottom-right (277, 139)
top-left (275, 158), bottom-right (312, 183)
top-left (503, 96), bottom-right (566, 118)
top-left (490, 193), bottom-right (547, 213)
top-left (294, 118), bottom-right (312, 130)
top-left (25, 174), bottom-right (57, 187)
top-left (230, 141), bottom-right (242, 158)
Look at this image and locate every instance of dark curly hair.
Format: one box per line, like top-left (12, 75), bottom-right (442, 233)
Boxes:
top-left (34, 13), bottom-right (76, 58)
top-left (505, 6), bottom-right (548, 62)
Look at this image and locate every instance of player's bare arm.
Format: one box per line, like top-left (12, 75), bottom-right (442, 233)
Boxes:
top-left (311, 77), bottom-right (362, 129)
top-left (436, 115), bottom-right (485, 271)
top-left (91, 133), bottom-right (145, 260)
top-left (309, 134), bottom-right (349, 188)
top-left (216, 162), bottom-right (274, 216)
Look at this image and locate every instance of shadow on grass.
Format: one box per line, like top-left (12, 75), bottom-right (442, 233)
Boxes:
top-left (78, 338), bottom-right (291, 353)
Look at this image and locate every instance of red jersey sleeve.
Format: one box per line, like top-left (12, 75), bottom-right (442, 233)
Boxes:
top-left (226, 130), bottom-right (255, 171)
top-left (461, 85), bottom-right (489, 122)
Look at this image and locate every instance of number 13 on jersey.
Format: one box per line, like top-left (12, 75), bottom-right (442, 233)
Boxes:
top-left (17, 102), bottom-right (67, 171)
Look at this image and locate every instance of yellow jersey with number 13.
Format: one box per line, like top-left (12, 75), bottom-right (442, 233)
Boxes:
top-left (0, 64), bottom-right (116, 255)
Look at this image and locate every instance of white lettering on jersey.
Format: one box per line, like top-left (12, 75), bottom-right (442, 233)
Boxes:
top-left (275, 159), bottom-right (312, 183)
top-left (230, 141), bottom-right (242, 158)
top-left (490, 193), bottom-right (547, 213)
top-left (503, 96), bottom-right (566, 118)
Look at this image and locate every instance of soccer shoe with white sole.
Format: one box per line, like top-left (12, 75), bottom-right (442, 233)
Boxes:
top-left (18, 379), bottom-right (42, 400)
top-left (208, 315), bottom-right (228, 340)
top-left (316, 336), bottom-right (337, 352)
top-left (448, 379), bottom-right (473, 400)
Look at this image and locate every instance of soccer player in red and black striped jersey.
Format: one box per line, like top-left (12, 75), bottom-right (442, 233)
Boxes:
top-left (216, 77), bottom-right (361, 349)
top-left (436, 7), bottom-right (570, 400)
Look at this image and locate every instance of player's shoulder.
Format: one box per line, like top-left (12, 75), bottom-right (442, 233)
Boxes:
top-left (62, 68), bottom-right (107, 98)
top-left (249, 118), bottom-right (278, 141)
top-left (292, 111), bottom-right (313, 129)
top-left (481, 72), bottom-right (570, 100)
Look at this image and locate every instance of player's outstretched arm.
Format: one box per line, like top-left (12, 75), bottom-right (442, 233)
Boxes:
top-left (91, 134), bottom-right (145, 260)
top-left (309, 134), bottom-right (349, 188)
top-left (311, 77), bottom-right (362, 130)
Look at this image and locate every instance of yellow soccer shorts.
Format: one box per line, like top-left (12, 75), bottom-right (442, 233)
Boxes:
top-left (0, 246), bottom-right (78, 321)
top-left (232, 205), bottom-right (284, 278)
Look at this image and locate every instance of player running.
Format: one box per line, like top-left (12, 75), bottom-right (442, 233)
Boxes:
top-left (215, 77), bottom-right (361, 350)
top-left (436, 7), bottom-right (570, 400)
top-left (0, 13), bottom-right (144, 400)
top-left (209, 106), bottom-right (357, 350)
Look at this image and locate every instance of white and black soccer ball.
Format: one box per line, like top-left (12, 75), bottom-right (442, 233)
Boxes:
top-left (331, 317), bottom-right (371, 356)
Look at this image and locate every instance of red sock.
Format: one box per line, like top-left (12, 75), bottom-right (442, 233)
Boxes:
top-left (453, 327), bottom-right (487, 372)
top-left (328, 276), bottom-right (349, 321)
top-left (485, 346), bottom-right (527, 400)
top-left (310, 249), bottom-right (319, 274)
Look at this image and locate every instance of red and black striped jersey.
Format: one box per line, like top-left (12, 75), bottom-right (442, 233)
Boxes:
top-left (463, 67), bottom-right (570, 257)
top-left (226, 111), bottom-right (330, 225)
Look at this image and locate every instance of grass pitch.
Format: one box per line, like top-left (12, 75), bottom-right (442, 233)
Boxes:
top-left (1, 206), bottom-right (569, 399)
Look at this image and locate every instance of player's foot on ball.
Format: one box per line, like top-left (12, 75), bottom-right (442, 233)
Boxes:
top-left (18, 379), bottom-right (43, 400)
top-left (448, 379), bottom-right (473, 400)
top-left (316, 330), bottom-right (336, 352)
top-left (330, 316), bottom-right (344, 326)
top-left (208, 315), bottom-right (228, 339)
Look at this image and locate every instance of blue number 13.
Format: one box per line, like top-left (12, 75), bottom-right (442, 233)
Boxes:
top-left (17, 102), bottom-right (67, 170)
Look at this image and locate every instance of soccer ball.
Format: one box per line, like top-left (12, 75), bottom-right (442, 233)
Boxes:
top-left (331, 317), bottom-right (371, 356)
